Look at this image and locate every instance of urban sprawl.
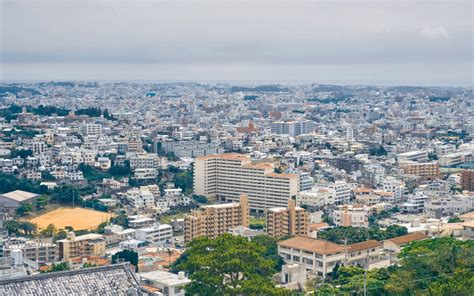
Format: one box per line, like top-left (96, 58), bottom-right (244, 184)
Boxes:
top-left (0, 82), bottom-right (473, 295)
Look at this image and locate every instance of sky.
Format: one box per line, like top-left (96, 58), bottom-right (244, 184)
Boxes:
top-left (1, 0), bottom-right (473, 86)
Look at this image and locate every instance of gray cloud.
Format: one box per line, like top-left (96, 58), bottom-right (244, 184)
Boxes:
top-left (1, 0), bottom-right (472, 85)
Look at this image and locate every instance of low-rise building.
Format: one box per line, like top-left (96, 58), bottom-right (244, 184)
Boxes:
top-left (57, 233), bottom-right (105, 260)
top-left (135, 224), bottom-right (173, 246)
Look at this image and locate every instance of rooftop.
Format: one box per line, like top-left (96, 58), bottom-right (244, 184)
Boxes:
top-left (138, 270), bottom-right (191, 286)
top-left (387, 232), bottom-right (428, 245)
top-left (0, 263), bottom-right (145, 295)
top-left (278, 236), bottom-right (346, 255)
top-left (1, 190), bottom-right (38, 202)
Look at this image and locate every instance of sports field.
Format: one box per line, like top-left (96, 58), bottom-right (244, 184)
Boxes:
top-left (28, 207), bottom-right (114, 230)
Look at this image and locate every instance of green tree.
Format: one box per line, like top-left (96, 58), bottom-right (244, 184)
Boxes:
top-left (10, 149), bottom-right (33, 159)
top-left (16, 203), bottom-right (33, 216)
top-left (44, 262), bottom-right (70, 273)
top-left (172, 234), bottom-right (288, 295)
top-left (174, 170), bottom-right (193, 195)
top-left (35, 195), bottom-right (48, 210)
top-left (112, 250), bottom-right (139, 271)
top-left (19, 221), bottom-right (37, 236)
top-left (40, 223), bottom-right (57, 238)
top-left (191, 194), bottom-right (208, 204)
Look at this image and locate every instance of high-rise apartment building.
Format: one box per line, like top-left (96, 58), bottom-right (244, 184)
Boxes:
top-left (266, 199), bottom-right (309, 238)
top-left (194, 153), bottom-right (298, 211)
top-left (184, 195), bottom-right (249, 243)
top-left (270, 120), bottom-right (315, 136)
top-left (461, 170), bottom-right (474, 191)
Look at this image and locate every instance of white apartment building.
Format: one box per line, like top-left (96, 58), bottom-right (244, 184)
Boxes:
top-left (28, 140), bottom-right (46, 156)
top-left (398, 150), bottom-right (429, 162)
top-left (297, 188), bottom-right (334, 208)
top-left (135, 224), bottom-right (173, 245)
top-left (162, 140), bottom-right (223, 158)
top-left (314, 181), bottom-right (352, 205)
top-left (134, 168), bottom-right (158, 180)
top-left (194, 153), bottom-right (298, 211)
top-left (129, 153), bottom-right (160, 170)
top-left (270, 120), bottom-right (315, 136)
top-left (127, 190), bottom-right (155, 209)
top-left (80, 124), bottom-right (102, 136)
top-left (382, 178), bottom-right (403, 203)
top-left (333, 205), bottom-right (369, 227)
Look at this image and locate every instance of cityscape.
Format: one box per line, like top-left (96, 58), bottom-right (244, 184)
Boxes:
top-left (1, 0), bottom-right (473, 296)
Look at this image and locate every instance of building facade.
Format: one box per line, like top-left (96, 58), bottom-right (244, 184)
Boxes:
top-left (194, 153), bottom-right (298, 211)
top-left (184, 195), bottom-right (249, 243)
top-left (266, 199), bottom-right (309, 238)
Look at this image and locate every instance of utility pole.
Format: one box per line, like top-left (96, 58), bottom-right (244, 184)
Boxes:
top-left (363, 268), bottom-right (367, 296)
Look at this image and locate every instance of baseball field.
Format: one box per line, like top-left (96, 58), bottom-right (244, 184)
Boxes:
top-left (28, 207), bottom-right (114, 230)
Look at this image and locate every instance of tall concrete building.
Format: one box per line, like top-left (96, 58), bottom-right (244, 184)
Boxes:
top-left (266, 199), bottom-right (309, 238)
top-left (194, 153), bottom-right (298, 211)
top-left (270, 120), bottom-right (315, 136)
top-left (461, 170), bottom-right (474, 192)
top-left (184, 195), bottom-right (249, 243)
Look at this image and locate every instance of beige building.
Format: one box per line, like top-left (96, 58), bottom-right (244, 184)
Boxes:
top-left (57, 233), bottom-right (106, 260)
top-left (266, 199), bottom-right (309, 238)
top-left (278, 236), bottom-right (383, 278)
top-left (333, 205), bottom-right (369, 227)
top-left (184, 195), bottom-right (249, 243)
top-left (194, 153), bottom-right (298, 211)
top-left (400, 161), bottom-right (440, 178)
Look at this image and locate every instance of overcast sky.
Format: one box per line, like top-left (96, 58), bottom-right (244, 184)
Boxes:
top-left (1, 0), bottom-right (472, 86)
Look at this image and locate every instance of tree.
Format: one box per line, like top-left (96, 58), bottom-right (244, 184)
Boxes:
top-left (191, 194), bottom-right (208, 204)
top-left (112, 250), bottom-right (139, 271)
top-left (109, 160), bottom-right (131, 178)
top-left (41, 223), bottom-right (57, 238)
top-left (35, 195), bottom-right (48, 210)
top-left (172, 234), bottom-right (288, 295)
top-left (16, 203), bottom-right (33, 216)
top-left (10, 149), bottom-right (33, 159)
top-left (44, 262), bottom-right (70, 273)
top-left (19, 221), bottom-right (37, 236)
top-left (174, 170), bottom-right (193, 195)
top-left (5, 220), bottom-right (21, 235)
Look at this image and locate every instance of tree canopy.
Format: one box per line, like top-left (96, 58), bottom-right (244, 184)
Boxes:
top-left (313, 237), bottom-right (474, 296)
top-left (171, 234), bottom-right (290, 295)
top-left (318, 225), bottom-right (408, 244)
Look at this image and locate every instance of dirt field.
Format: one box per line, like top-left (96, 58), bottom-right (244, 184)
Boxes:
top-left (28, 207), bottom-right (114, 230)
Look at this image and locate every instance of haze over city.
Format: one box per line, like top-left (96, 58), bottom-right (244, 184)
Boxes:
top-left (1, 0), bottom-right (472, 86)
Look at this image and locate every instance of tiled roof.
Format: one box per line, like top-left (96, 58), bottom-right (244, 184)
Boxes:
top-left (347, 240), bottom-right (382, 253)
top-left (278, 236), bottom-right (346, 255)
top-left (387, 232), bottom-right (428, 245)
top-left (0, 263), bottom-right (146, 296)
